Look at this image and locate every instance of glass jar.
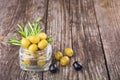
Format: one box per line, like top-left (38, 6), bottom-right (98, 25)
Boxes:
top-left (19, 44), bottom-right (52, 71)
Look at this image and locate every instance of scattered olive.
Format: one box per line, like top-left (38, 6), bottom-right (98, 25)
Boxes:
top-left (55, 51), bottom-right (63, 60)
top-left (73, 61), bottom-right (82, 71)
top-left (64, 48), bottom-right (73, 57)
top-left (60, 56), bottom-right (70, 66)
top-left (49, 63), bottom-right (58, 73)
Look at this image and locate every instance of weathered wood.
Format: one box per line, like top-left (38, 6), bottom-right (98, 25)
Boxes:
top-left (43, 0), bottom-right (75, 80)
top-left (94, 0), bottom-right (120, 80)
top-left (43, 0), bottom-right (110, 80)
top-left (0, 0), bottom-right (48, 80)
top-left (70, 0), bottom-right (109, 80)
top-left (0, 0), bottom-right (120, 80)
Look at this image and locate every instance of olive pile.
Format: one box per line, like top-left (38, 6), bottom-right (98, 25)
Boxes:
top-left (55, 48), bottom-right (73, 66)
top-left (21, 32), bottom-right (48, 52)
top-left (19, 26), bottom-right (51, 67)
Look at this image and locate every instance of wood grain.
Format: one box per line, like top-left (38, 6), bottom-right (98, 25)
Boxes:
top-left (70, 0), bottom-right (109, 80)
top-left (0, 0), bottom-right (120, 80)
top-left (43, 0), bottom-right (110, 80)
top-left (43, 0), bottom-right (74, 80)
top-left (0, 0), bottom-right (48, 80)
top-left (94, 0), bottom-right (120, 80)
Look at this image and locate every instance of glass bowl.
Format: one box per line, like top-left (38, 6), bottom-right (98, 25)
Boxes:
top-left (19, 44), bottom-right (52, 71)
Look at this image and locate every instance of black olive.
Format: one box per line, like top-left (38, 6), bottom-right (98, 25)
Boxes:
top-left (49, 63), bottom-right (58, 73)
top-left (73, 61), bottom-right (82, 71)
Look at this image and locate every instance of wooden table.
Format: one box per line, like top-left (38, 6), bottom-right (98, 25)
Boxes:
top-left (0, 0), bottom-right (120, 80)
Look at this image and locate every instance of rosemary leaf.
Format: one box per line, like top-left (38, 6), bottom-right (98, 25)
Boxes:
top-left (11, 42), bottom-right (21, 45)
top-left (24, 26), bottom-right (29, 37)
top-left (46, 36), bottom-right (53, 43)
top-left (7, 38), bottom-right (21, 45)
top-left (17, 24), bottom-right (24, 31)
top-left (28, 22), bottom-right (34, 35)
top-left (36, 17), bottom-right (42, 23)
top-left (17, 31), bottom-right (26, 37)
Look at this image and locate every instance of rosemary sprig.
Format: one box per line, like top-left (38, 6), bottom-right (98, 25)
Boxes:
top-left (16, 18), bottom-right (43, 37)
top-left (8, 18), bottom-right (52, 45)
top-left (28, 22), bottom-right (34, 35)
top-left (7, 38), bottom-right (21, 45)
top-left (46, 36), bottom-right (53, 43)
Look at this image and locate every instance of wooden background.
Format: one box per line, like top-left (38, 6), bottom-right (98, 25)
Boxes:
top-left (0, 0), bottom-right (120, 80)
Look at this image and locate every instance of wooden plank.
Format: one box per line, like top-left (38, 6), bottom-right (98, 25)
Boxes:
top-left (0, 0), bottom-right (48, 80)
top-left (43, 0), bottom-right (109, 80)
top-left (94, 0), bottom-right (120, 79)
top-left (70, 0), bottom-right (109, 80)
top-left (43, 0), bottom-right (76, 80)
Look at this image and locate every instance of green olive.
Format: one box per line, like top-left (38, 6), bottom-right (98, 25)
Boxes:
top-left (38, 39), bottom-right (48, 50)
top-left (37, 59), bottom-right (46, 66)
top-left (38, 32), bottom-right (47, 40)
top-left (22, 59), bottom-right (31, 65)
top-left (64, 48), bottom-right (73, 57)
top-left (55, 51), bottom-right (63, 60)
top-left (60, 56), bottom-right (70, 66)
top-left (21, 38), bottom-right (31, 48)
top-left (29, 35), bottom-right (40, 44)
top-left (28, 44), bottom-right (38, 52)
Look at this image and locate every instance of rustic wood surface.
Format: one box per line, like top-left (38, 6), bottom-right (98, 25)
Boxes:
top-left (0, 0), bottom-right (120, 80)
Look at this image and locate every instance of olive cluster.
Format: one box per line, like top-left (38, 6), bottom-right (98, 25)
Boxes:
top-left (21, 32), bottom-right (48, 51)
top-left (55, 48), bottom-right (73, 66)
